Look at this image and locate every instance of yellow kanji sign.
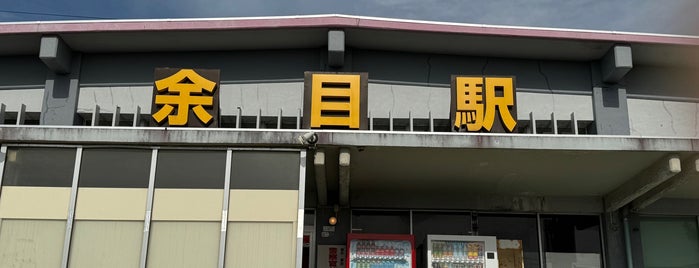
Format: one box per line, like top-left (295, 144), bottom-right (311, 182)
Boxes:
top-left (151, 69), bottom-right (219, 126)
top-left (454, 77), bottom-right (485, 131)
top-left (452, 76), bottom-right (517, 132)
top-left (304, 72), bottom-right (368, 129)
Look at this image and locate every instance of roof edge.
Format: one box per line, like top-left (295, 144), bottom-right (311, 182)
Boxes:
top-left (0, 14), bottom-right (697, 46)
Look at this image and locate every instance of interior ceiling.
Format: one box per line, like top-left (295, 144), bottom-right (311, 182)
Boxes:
top-left (343, 147), bottom-right (696, 199)
top-left (0, 27), bottom-right (697, 67)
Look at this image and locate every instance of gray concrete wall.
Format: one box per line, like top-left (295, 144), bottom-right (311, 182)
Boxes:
top-left (73, 49), bottom-right (600, 124)
top-left (353, 49), bottom-right (595, 122)
top-left (628, 98), bottom-right (699, 137)
top-left (592, 87), bottom-right (631, 135)
top-left (351, 49), bottom-right (592, 92)
top-left (0, 56), bottom-right (48, 113)
top-left (40, 54), bottom-right (82, 125)
top-left (78, 85), bottom-right (152, 115)
top-left (623, 65), bottom-right (699, 99)
top-left (79, 82), bottom-right (593, 122)
top-left (222, 82), bottom-right (303, 116)
top-left (367, 83), bottom-right (449, 118)
top-left (315, 207), bottom-right (351, 245)
top-left (78, 83), bottom-right (306, 116)
top-left (519, 92), bottom-right (594, 121)
top-left (79, 50), bottom-right (323, 85)
top-left (0, 88), bottom-right (44, 113)
top-left (5, 48), bottom-right (697, 132)
top-left (368, 83), bottom-right (593, 120)
top-left (0, 56), bottom-right (48, 88)
top-left (77, 50), bottom-right (322, 118)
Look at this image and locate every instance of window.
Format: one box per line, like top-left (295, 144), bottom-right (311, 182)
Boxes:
top-left (479, 214), bottom-right (541, 268)
top-left (69, 149), bottom-right (151, 268)
top-left (0, 147), bottom-right (77, 267)
top-left (154, 150), bottom-right (226, 189)
top-left (2, 147), bottom-right (76, 187)
top-left (147, 150), bottom-right (226, 268)
top-left (78, 148), bottom-right (151, 188)
top-left (640, 216), bottom-right (699, 268)
top-left (231, 151), bottom-right (300, 190)
top-left (540, 215), bottom-right (602, 268)
top-left (226, 150), bottom-right (302, 268)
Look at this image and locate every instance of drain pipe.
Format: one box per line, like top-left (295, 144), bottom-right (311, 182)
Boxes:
top-left (622, 209), bottom-right (633, 268)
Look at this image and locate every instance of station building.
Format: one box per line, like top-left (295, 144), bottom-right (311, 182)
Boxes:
top-left (0, 14), bottom-right (698, 268)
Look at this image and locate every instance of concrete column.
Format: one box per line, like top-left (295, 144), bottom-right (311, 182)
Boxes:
top-left (315, 150), bottom-right (328, 206)
top-left (603, 210), bottom-right (628, 268)
top-left (39, 36), bottom-right (82, 126)
top-left (592, 86), bottom-right (630, 135)
top-left (39, 36), bottom-right (73, 74)
top-left (592, 45), bottom-right (633, 135)
top-left (315, 207), bottom-right (351, 246)
top-left (328, 30), bottom-right (345, 68)
top-left (601, 45), bottom-right (633, 84)
top-left (338, 148), bottom-right (351, 206)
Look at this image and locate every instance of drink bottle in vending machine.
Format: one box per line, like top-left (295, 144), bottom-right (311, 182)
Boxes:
top-left (347, 234), bottom-right (416, 268)
top-left (427, 235), bottom-right (498, 268)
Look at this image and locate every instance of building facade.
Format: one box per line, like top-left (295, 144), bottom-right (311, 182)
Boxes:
top-left (0, 15), bottom-right (698, 268)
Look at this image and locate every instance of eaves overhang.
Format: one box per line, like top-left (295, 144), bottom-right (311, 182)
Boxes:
top-left (0, 15), bottom-right (698, 67)
top-left (2, 126), bottom-right (697, 201)
top-left (0, 125), bottom-right (696, 152)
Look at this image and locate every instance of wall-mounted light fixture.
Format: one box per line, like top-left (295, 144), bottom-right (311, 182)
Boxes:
top-left (328, 204), bottom-right (339, 226)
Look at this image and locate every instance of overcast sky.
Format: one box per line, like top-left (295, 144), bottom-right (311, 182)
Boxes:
top-left (1, 0), bottom-right (697, 35)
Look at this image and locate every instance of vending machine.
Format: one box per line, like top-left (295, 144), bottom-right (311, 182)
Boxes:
top-left (346, 233), bottom-right (416, 268)
top-left (426, 235), bottom-right (498, 268)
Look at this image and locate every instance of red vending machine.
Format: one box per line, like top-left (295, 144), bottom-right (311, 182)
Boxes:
top-left (346, 233), bottom-right (416, 268)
